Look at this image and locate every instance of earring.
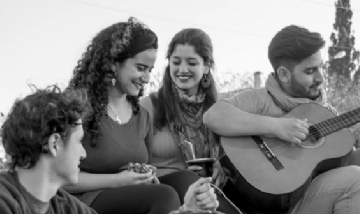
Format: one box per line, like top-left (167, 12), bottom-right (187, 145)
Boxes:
top-left (112, 78), bottom-right (116, 86)
top-left (201, 74), bottom-right (211, 88)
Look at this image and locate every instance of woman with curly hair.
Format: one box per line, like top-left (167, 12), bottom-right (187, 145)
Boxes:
top-left (65, 17), bottom-right (217, 214)
top-left (140, 28), bottom-right (243, 214)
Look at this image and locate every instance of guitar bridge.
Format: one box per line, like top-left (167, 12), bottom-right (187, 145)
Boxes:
top-left (251, 136), bottom-right (284, 171)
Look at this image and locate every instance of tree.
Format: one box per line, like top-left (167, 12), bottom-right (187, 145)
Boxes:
top-left (327, 0), bottom-right (360, 84)
top-left (354, 56), bottom-right (360, 84)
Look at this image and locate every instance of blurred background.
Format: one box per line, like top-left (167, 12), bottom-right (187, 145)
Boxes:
top-left (1, 0), bottom-right (360, 166)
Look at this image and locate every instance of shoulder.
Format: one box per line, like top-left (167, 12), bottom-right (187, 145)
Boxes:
top-left (139, 104), bottom-right (151, 119)
top-left (0, 171), bottom-right (18, 195)
top-left (140, 93), bottom-right (158, 109)
top-left (55, 189), bottom-right (96, 214)
top-left (221, 88), bottom-right (269, 108)
top-left (140, 96), bottom-right (153, 113)
top-left (235, 88), bottom-right (268, 98)
top-left (140, 92), bottom-right (158, 120)
top-left (0, 172), bottom-right (20, 213)
top-left (218, 88), bottom-right (274, 115)
top-left (137, 104), bottom-right (152, 129)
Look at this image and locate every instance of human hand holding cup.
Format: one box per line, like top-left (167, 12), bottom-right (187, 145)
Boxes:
top-left (187, 158), bottom-right (216, 177)
top-left (184, 140), bottom-right (216, 177)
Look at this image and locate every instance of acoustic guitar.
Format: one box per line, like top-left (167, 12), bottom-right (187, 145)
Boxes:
top-left (220, 103), bottom-right (358, 213)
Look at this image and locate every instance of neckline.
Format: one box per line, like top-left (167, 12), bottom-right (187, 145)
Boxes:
top-left (107, 102), bottom-right (127, 124)
top-left (107, 111), bottom-right (134, 125)
top-left (12, 171), bottom-right (50, 214)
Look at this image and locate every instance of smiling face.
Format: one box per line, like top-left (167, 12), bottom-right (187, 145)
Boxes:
top-left (54, 120), bottom-right (86, 186)
top-left (114, 48), bottom-right (157, 96)
top-left (284, 50), bottom-right (324, 99)
top-left (169, 44), bottom-right (209, 96)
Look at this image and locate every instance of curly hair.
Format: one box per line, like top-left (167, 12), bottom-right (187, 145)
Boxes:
top-left (154, 28), bottom-right (217, 129)
top-left (68, 17), bottom-right (158, 147)
top-left (1, 85), bottom-right (90, 169)
top-left (268, 25), bottom-right (325, 77)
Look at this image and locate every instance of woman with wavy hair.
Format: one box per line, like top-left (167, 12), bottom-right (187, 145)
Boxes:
top-left (140, 28), bottom-right (242, 214)
top-left (66, 17), bottom-right (218, 214)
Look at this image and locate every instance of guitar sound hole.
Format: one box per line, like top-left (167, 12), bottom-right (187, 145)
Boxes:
top-left (304, 126), bottom-right (321, 145)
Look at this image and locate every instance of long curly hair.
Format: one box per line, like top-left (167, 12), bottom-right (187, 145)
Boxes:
top-left (154, 28), bottom-right (217, 129)
top-left (68, 17), bottom-right (157, 147)
top-left (1, 85), bottom-right (89, 169)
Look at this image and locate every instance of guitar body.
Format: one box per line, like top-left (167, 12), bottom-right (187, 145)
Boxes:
top-left (220, 103), bottom-right (354, 213)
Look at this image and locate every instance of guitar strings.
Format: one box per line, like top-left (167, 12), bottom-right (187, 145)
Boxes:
top-left (316, 109), bottom-right (360, 132)
top-left (243, 110), bottom-right (360, 156)
top-left (288, 112), bottom-right (359, 142)
top-left (314, 112), bottom-right (359, 136)
top-left (263, 114), bottom-right (359, 155)
top-left (309, 114), bottom-right (358, 139)
top-left (263, 139), bottom-right (291, 154)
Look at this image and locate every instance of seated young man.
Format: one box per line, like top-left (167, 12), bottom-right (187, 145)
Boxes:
top-left (204, 25), bottom-right (360, 214)
top-left (0, 85), bottom-right (220, 214)
top-left (0, 86), bottom-right (95, 214)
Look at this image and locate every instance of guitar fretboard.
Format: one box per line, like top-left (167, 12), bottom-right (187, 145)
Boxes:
top-left (313, 107), bottom-right (360, 137)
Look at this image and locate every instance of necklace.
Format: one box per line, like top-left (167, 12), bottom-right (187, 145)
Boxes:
top-left (107, 103), bottom-right (126, 124)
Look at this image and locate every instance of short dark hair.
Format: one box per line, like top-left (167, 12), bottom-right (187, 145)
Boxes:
top-left (268, 25), bottom-right (325, 76)
top-left (1, 85), bottom-right (90, 169)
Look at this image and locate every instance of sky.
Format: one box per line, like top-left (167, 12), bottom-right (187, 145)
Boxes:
top-left (0, 0), bottom-right (360, 115)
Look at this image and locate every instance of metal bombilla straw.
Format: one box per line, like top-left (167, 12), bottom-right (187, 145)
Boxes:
top-left (184, 140), bottom-right (196, 160)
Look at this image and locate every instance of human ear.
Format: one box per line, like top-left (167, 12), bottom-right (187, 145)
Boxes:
top-left (45, 133), bottom-right (62, 157)
top-left (276, 66), bottom-right (291, 83)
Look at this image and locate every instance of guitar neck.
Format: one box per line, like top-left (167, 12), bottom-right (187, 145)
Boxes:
top-left (314, 107), bottom-right (360, 137)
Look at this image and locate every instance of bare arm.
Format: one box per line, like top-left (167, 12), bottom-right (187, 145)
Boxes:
top-left (63, 170), bottom-right (155, 194)
top-left (203, 101), bottom-right (275, 137)
top-left (203, 100), bottom-right (309, 144)
top-left (63, 171), bottom-right (119, 193)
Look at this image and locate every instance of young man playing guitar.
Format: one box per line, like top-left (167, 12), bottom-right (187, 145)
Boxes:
top-left (203, 25), bottom-right (360, 214)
